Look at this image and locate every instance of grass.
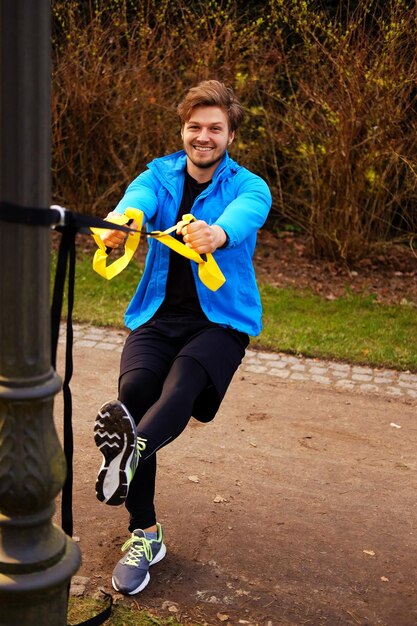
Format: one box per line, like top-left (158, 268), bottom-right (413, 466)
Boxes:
top-left (257, 284), bottom-right (417, 371)
top-left (68, 596), bottom-right (189, 626)
top-left (55, 250), bottom-right (417, 372)
top-left (67, 251), bottom-right (143, 327)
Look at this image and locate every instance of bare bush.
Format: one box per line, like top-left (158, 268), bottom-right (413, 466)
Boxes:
top-left (257, 0), bottom-right (417, 260)
top-left (52, 0), bottom-right (417, 261)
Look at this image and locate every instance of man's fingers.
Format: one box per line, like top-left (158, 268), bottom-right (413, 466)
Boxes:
top-left (180, 220), bottom-right (217, 253)
top-left (128, 219), bottom-right (139, 235)
top-left (100, 213), bottom-right (138, 249)
top-left (176, 219), bottom-right (188, 235)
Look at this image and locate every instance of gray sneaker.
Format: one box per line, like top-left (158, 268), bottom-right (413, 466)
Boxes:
top-left (112, 523), bottom-right (166, 594)
top-left (94, 400), bottom-right (147, 505)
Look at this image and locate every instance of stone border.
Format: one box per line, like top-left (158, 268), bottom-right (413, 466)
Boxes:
top-left (63, 324), bottom-right (417, 401)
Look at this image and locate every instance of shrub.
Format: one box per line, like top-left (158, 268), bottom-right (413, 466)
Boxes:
top-left (257, 0), bottom-right (417, 260)
top-left (52, 0), bottom-right (417, 261)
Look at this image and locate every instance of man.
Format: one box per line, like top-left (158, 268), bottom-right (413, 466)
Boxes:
top-left (94, 80), bottom-right (272, 595)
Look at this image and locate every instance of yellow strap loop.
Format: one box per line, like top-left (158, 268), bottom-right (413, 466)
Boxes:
top-left (90, 207), bottom-right (144, 280)
top-left (149, 214), bottom-right (225, 291)
top-left (91, 209), bottom-right (225, 291)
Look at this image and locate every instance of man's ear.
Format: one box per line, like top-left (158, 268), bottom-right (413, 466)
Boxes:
top-left (228, 131), bottom-right (235, 146)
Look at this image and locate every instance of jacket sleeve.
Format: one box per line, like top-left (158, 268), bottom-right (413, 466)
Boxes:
top-left (113, 169), bottom-right (159, 222)
top-left (213, 170), bottom-right (272, 246)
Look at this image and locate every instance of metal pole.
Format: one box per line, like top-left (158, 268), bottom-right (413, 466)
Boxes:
top-left (0, 1), bottom-right (81, 624)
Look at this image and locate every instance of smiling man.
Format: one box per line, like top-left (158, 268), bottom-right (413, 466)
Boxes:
top-left (93, 80), bottom-right (272, 595)
top-left (181, 105), bottom-right (234, 177)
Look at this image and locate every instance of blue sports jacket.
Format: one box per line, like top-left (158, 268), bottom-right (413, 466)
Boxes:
top-left (114, 149), bottom-right (272, 336)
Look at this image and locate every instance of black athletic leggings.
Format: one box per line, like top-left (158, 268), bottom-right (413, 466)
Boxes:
top-left (118, 355), bottom-right (210, 531)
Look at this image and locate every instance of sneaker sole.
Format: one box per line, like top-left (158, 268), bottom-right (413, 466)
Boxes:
top-left (111, 543), bottom-right (167, 595)
top-left (94, 400), bottom-right (137, 506)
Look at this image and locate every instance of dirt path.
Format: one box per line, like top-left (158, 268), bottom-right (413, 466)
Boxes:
top-left (56, 340), bottom-right (417, 626)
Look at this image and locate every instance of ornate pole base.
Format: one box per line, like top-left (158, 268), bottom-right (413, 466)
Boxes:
top-left (0, 377), bottom-right (81, 624)
top-left (0, 533), bottom-right (80, 623)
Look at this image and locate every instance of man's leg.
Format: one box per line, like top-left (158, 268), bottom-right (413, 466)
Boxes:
top-left (96, 368), bottom-right (167, 595)
top-left (94, 367), bottom-right (162, 506)
top-left (108, 358), bottom-right (210, 596)
top-left (95, 355), bottom-right (211, 505)
top-left (118, 368), bottom-right (162, 532)
top-left (134, 355), bottom-right (211, 457)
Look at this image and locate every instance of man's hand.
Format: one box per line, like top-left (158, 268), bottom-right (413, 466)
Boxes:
top-left (176, 219), bottom-right (226, 254)
top-left (100, 211), bottom-right (139, 249)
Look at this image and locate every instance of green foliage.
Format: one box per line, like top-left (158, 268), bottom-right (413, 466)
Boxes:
top-left (51, 246), bottom-right (141, 326)
top-left (52, 0), bottom-right (417, 261)
top-left (257, 283), bottom-right (417, 371)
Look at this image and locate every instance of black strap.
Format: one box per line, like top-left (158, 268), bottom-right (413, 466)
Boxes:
top-left (50, 224), bottom-right (77, 538)
top-left (0, 200), bottom-right (137, 235)
top-left (0, 201), bottom-right (63, 226)
top-left (68, 592), bottom-right (113, 626)
top-left (0, 201), bottom-right (119, 626)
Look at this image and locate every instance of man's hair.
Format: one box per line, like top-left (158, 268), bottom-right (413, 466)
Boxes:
top-left (177, 80), bottom-right (244, 132)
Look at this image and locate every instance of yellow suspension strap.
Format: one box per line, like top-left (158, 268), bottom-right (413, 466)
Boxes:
top-left (149, 213), bottom-right (225, 291)
top-left (91, 209), bottom-right (225, 291)
top-left (90, 207), bottom-right (144, 280)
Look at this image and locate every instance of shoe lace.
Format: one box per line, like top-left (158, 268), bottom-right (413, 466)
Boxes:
top-left (122, 534), bottom-right (153, 566)
top-left (136, 436), bottom-right (147, 455)
top-left (130, 436), bottom-right (147, 476)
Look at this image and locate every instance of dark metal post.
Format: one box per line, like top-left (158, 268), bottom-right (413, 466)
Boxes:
top-left (0, 1), bottom-right (81, 623)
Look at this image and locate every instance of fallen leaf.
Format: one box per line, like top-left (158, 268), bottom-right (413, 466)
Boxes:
top-left (162, 600), bottom-right (179, 612)
top-left (390, 422), bottom-right (402, 429)
top-left (188, 475), bottom-right (200, 483)
top-left (395, 462), bottom-right (409, 470)
top-left (363, 549), bottom-right (376, 557)
top-left (213, 495), bottom-right (228, 503)
top-left (380, 576), bottom-right (389, 582)
top-left (217, 614), bottom-right (229, 622)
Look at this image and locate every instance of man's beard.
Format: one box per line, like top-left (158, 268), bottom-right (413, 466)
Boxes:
top-left (187, 150), bottom-right (225, 170)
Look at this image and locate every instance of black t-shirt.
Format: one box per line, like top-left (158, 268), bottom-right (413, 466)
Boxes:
top-left (155, 171), bottom-right (211, 317)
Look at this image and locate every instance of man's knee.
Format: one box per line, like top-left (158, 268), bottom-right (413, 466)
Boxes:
top-left (119, 368), bottom-right (161, 413)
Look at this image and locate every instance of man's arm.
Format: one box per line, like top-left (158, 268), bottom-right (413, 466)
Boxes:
top-left (213, 171), bottom-right (272, 247)
top-left (99, 169), bottom-right (160, 249)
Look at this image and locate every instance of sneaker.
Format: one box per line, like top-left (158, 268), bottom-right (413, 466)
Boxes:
top-left (112, 523), bottom-right (166, 594)
top-left (94, 400), bottom-right (147, 505)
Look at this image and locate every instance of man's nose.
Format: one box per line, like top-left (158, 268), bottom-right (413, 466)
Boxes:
top-left (197, 128), bottom-right (209, 141)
